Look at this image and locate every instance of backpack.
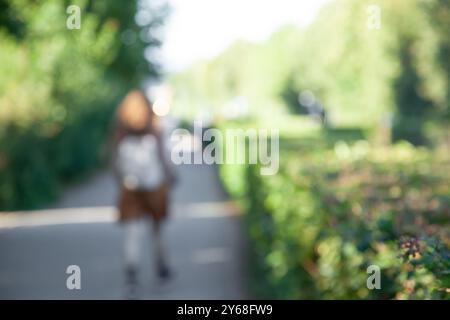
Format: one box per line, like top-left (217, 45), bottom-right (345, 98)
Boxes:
top-left (116, 133), bottom-right (164, 191)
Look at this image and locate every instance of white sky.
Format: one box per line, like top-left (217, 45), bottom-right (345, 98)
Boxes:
top-left (158, 0), bottom-right (330, 72)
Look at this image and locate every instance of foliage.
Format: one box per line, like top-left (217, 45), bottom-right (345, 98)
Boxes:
top-left (392, 36), bottom-right (432, 145)
top-left (423, 0), bottom-right (450, 122)
top-left (0, 0), bottom-right (167, 210)
top-left (219, 128), bottom-right (450, 299)
top-left (171, 0), bottom-right (449, 144)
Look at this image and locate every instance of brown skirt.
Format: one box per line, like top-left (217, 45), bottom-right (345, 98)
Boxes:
top-left (118, 183), bottom-right (169, 222)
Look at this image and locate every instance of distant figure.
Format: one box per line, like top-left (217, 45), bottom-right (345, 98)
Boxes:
top-left (111, 90), bottom-right (176, 299)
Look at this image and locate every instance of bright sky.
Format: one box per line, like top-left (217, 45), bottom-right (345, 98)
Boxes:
top-left (158, 0), bottom-right (330, 72)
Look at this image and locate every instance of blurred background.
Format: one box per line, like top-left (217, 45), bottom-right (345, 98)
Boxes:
top-left (0, 0), bottom-right (449, 299)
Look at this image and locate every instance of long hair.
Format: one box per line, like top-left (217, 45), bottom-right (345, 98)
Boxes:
top-left (117, 90), bottom-right (154, 133)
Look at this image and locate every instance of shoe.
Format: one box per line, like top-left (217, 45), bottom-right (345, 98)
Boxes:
top-left (124, 267), bottom-right (139, 300)
top-left (153, 265), bottom-right (175, 294)
top-left (158, 266), bottom-right (172, 280)
top-left (124, 282), bottom-right (138, 300)
top-left (157, 263), bottom-right (173, 282)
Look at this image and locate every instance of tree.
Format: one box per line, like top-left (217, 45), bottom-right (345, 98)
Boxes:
top-left (423, 0), bottom-right (450, 149)
top-left (0, 0), bottom-right (168, 209)
top-left (392, 36), bottom-right (432, 145)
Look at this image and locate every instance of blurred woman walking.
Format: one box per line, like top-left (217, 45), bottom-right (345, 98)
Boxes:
top-left (111, 90), bottom-right (176, 299)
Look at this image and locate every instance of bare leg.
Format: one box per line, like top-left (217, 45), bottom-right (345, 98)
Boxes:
top-left (151, 219), bottom-right (171, 280)
top-left (123, 219), bottom-right (142, 297)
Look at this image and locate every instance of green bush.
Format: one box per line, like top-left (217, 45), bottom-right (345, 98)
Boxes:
top-left (220, 134), bottom-right (450, 299)
top-left (0, 0), bottom-right (165, 210)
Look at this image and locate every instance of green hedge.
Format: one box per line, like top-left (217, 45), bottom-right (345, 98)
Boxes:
top-left (220, 134), bottom-right (450, 299)
top-left (0, 2), bottom-right (128, 210)
top-left (0, 95), bottom-right (122, 210)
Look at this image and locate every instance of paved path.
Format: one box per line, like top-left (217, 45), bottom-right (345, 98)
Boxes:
top-left (0, 161), bottom-right (249, 299)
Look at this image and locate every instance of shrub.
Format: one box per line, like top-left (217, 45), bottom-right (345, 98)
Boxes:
top-left (0, 3), bottom-right (126, 210)
top-left (221, 135), bottom-right (450, 299)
